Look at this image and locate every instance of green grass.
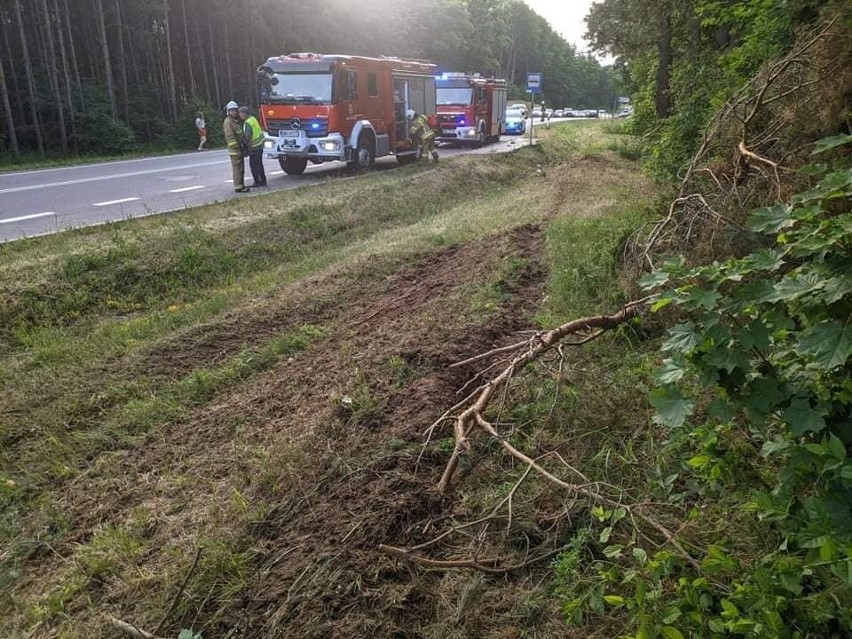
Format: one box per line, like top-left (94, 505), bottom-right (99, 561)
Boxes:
top-left (0, 122), bottom-right (661, 638)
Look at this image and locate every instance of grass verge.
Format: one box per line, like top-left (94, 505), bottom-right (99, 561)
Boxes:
top-left (0, 121), bottom-right (659, 638)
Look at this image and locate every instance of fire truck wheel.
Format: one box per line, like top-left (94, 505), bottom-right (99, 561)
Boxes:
top-left (348, 135), bottom-right (375, 172)
top-left (475, 128), bottom-right (486, 148)
top-left (279, 156), bottom-right (308, 175)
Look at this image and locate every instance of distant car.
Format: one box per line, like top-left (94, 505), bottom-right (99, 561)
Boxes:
top-left (584, 109), bottom-right (600, 118)
top-left (554, 109), bottom-right (564, 118)
top-left (532, 108), bottom-right (543, 118)
top-left (617, 107), bottom-right (633, 118)
top-left (504, 109), bottom-right (527, 135)
top-left (564, 109), bottom-right (577, 117)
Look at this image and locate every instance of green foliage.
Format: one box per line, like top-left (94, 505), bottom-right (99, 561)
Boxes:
top-left (587, 0), bottom-right (834, 179)
top-left (632, 137), bottom-right (852, 635)
top-left (2, 0), bottom-right (617, 162)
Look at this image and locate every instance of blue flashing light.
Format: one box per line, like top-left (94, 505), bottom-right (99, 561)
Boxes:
top-left (459, 119), bottom-right (465, 125)
top-left (311, 123), bottom-right (320, 130)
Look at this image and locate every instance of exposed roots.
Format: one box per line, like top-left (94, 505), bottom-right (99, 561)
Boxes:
top-left (626, 16), bottom-right (849, 271)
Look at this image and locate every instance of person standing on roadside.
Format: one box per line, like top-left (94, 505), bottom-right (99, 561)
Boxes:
top-left (195, 111), bottom-right (207, 151)
top-left (223, 101), bottom-right (250, 193)
top-left (239, 106), bottom-right (267, 187)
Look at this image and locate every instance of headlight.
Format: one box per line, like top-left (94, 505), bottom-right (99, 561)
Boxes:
top-left (320, 141), bottom-right (340, 151)
top-left (263, 140), bottom-right (275, 149)
top-left (465, 129), bottom-right (477, 136)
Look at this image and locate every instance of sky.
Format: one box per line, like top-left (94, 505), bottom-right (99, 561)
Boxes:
top-left (522, 0), bottom-right (602, 58)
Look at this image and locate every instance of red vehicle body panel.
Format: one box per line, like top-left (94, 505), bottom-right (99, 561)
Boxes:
top-left (436, 74), bottom-right (508, 145)
top-left (257, 53), bottom-right (437, 165)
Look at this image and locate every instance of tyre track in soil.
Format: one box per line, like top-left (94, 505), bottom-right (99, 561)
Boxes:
top-left (17, 224), bottom-right (549, 638)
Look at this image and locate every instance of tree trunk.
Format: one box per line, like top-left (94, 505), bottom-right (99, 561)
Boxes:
top-left (62, 0), bottom-right (85, 113)
top-left (95, 0), bottom-right (118, 120)
top-left (41, 0), bottom-right (68, 152)
top-left (180, 0), bottom-right (196, 98)
top-left (655, 5), bottom-right (672, 119)
top-left (193, 3), bottom-right (211, 103)
top-left (13, 0), bottom-right (44, 155)
top-left (163, 0), bottom-right (178, 120)
top-left (207, 1), bottom-right (221, 107)
top-left (223, 18), bottom-right (234, 100)
top-left (0, 54), bottom-right (20, 157)
top-left (115, 0), bottom-right (130, 124)
top-left (1, 7), bottom-right (25, 125)
top-left (53, 0), bottom-right (75, 120)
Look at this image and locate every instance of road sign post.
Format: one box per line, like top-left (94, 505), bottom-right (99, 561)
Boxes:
top-left (526, 73), bottom-right (542, 146)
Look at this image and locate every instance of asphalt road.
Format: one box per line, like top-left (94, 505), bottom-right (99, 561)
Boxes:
top-left (0, 120), bottom-right (565, 243)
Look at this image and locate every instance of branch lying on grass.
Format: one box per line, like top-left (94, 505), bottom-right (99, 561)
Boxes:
top-left (436, 299), bottom-right (649, 494)
top-left (378, 543), bottom-right (565, 575)
top-left (404, 299), bottom-right (701, 571)
top-left (107, 616), bottom-right (167, 639)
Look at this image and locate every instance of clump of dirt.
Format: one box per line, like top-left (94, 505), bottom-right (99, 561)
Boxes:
top-left (17, 224), bottom-right (562, 638)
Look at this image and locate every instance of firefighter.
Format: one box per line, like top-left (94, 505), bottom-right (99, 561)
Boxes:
top-left (239, 106), bottom-right (267, 187)
top-left (223, 101), bottom-right (250, 193)
top-left (406, 109), bottom-right (439, 162)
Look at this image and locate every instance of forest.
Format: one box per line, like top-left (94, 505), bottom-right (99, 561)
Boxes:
top-left (0, 0), bottom-right (617, 160)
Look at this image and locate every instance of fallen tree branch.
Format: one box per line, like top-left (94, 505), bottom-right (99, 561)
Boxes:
top-left (378, 543), bottom-right (564, 575)
top-left (107, 617), bottom-right (168, 639)
top-left (437, 299), bottom-right (649, 493)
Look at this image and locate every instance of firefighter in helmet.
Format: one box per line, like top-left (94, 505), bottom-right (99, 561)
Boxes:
top-left (223, 100), bottom-right (250, 193)
top-left (406, 109), bottom-right (439, 162)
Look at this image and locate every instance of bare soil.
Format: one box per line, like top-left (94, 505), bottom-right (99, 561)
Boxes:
top-left (15, 224), bottom-right (572, 637)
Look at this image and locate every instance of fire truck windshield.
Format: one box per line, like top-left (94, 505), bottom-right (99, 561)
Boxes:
top-left (437, 87), bottom-right (473, 106)
top-left (262, 73), bottom-right (333, 104)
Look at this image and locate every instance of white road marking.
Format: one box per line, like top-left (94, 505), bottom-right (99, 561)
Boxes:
top-left (93, 197), bottom-right (139, 207)
top-left (0, 211), bottom-right (56, 224)
top-left (0, 161), bottom-right (223, 195)
top-left (0, 151), bottom-right (224, 178)
top-left (169, 185), bottom-right (205, 193)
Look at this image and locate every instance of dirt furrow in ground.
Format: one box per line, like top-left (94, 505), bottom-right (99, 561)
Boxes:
top-left (11, 224), bottom-right (552, 638)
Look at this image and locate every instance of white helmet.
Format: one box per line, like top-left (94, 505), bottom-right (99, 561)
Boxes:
top-left (226, 100), bottom-right (239, 112)
top-left (406, 109), bottom-right (416, 120)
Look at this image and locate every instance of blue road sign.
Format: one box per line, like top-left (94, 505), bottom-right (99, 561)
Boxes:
top-left (527, 72), bottom-right (542, 94)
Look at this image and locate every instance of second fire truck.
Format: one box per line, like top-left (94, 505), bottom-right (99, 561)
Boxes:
top-left (435, 73), bottom-right (508, 147)
top-left (257, 53), bottom-right (438, 174)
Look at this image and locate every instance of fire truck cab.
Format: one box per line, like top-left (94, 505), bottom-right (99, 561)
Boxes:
top-left (436, 73), bottom-right (508, 147)
top-left (257, 53), bottom-right (437, 174)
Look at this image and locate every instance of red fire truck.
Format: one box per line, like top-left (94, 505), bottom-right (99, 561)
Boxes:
top-left (435, 73), bottom-right (508, 147)
top-left (257, 53), bottom-right (437, 174)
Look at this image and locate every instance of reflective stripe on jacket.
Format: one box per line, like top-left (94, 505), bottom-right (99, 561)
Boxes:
top-left (223, 115), bottom-right (246, 156)
top-left (244, 116), bottom-right (265, 148)
top-left (410, 113), bottom-right (436, 143)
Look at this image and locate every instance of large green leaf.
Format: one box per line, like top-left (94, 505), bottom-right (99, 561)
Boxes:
top-left (747, 204), bottom-right (794, 234)
top-left (650, 386), bottom-right (695, 428)
top-left (812, 133), bottom-right (852, 155)
top-left (799, 320), bottom-right (852, 370)
top-left (663, 322), bottom-right (702, 353)
top-left (783, 397), bottom-right (827, 436)
top-left (655, 359), bottom-right (687, 385)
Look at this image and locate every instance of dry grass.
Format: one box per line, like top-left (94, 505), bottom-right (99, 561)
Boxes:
top-left (0, 122), bottom-right (657, 638)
